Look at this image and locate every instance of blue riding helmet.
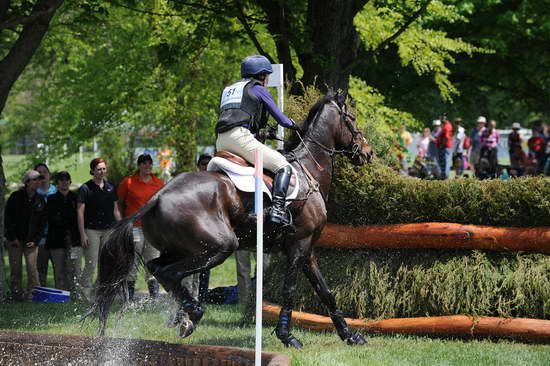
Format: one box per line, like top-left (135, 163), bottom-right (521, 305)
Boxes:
top-left (241, 55), bottom-right (273, 78)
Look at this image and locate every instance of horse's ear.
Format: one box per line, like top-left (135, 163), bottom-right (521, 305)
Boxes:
top-left (336, 90), bottom-right (347, 106)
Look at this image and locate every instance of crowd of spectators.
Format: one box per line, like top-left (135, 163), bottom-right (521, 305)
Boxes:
top-left (404, 117), bottom-right (550, 180)
top-left (2, 154), bottom-right (217, 303)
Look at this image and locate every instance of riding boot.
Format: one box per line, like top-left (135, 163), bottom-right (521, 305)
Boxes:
top-left (147, 279), bottom-right (160, 300)
top-left (127, 281), bottom-right (136, 301)
top-left (269, 165), bottom-right (292, 226)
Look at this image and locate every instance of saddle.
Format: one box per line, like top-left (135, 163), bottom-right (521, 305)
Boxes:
top-left (207, 151), bottom-right (299, 202)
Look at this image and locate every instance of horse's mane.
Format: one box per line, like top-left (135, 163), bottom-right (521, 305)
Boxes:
top-left (284, 92), bottom-right (345, 152)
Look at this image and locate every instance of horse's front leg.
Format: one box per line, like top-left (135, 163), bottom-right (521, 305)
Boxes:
top-left (274, 243), bottom-right (307, 349)
top-left (303, 253), bottom-right (367, 346)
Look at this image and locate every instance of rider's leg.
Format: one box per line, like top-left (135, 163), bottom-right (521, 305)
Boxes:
top-left (217, 127), bottom-right (292, 225)
top-left (270, 165), bottom-right (292, 225)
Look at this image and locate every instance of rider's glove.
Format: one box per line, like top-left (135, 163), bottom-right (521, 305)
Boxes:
top-left (288, 118), bottom-right (300, 130)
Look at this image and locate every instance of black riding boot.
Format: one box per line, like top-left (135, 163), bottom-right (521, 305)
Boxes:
top-left (269, 166), bottom-right (292, 226)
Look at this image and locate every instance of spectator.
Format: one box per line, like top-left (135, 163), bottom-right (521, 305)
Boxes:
top-left (436, 117), bottom-right (453, 179)
top-left (77, 158), bottom-right (121, 302)
top-left (398, 125), bottom-right (413, 157)
top-left (508, 122), bottom-right (523, 169)
top-left (452, 118), bottom-right (466, 177)
top-left (470, 116), bottom-right (486, 177)
top-left (46, 171), bottom-right (79, 291)
top-left (528, 122), bottom-right (547, 175)
top-left (117, 154), bottom-right (163, 300)
top-left (416, 128), bottom-right (431, 159)
top-left (427, 120), bottom-right (441, 164)
top-left (4, 170), bottom-right (47, 301)
top-left (480, 119), bottom-right (500, 179)
top-left (34, 163), bottom-right (57, 287)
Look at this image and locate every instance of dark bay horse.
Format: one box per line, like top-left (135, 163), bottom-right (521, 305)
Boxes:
top-left (90, 92), bottom-right (372, 348)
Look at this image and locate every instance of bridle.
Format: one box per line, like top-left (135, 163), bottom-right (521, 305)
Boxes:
top-left (299, 100), bottom-right (366, 160)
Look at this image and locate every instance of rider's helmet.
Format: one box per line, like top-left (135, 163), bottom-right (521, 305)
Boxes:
top-left (241, 55), bottom-right (273, 78)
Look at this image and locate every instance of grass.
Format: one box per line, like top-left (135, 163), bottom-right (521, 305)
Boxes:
top-left (2, 253), bottom-right (550, 365)
top-left (1, 300), bottom-right (550, 365)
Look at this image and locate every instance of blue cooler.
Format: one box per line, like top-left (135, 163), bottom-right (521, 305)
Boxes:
top-left (32, 287), bottom-right (71, 303)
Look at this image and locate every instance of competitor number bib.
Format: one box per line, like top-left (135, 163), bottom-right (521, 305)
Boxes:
top-left (220, 80), bottom-right (248, 110)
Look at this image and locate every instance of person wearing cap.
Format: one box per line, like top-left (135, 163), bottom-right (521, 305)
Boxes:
top-left (117, 154), bottom-right (164, 300)
top-left (436, 117), bottom-right (454, 179)
top-left (77, 158), bottom-right (121, 302)
top-left (215, 55), bottom-right (299, 227)
top-left (427, 120), bottom-right (441, 164)
top-left (34, 163), bottom-right (58, 287)
top-left (4, 170), bottom-right (48, 301)
top-left (470, 116), bottom-right (487, 177)
top-left (45, 171), bottom-right (80, 292)
top-left (508, 123), bottom-right (523, 169)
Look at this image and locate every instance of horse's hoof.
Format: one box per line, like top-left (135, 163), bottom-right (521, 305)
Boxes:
top-left (166, 311), bottom-right (184, 328)
top-left (178, 319), bottom-right (195, 338)
top-left (346, 331), bottom-right (367, 346)
top-left (282, 335), bottom-right (303, 349)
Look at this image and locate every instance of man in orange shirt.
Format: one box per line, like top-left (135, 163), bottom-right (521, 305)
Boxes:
top-left (117, 154), bottom-right (164, 300)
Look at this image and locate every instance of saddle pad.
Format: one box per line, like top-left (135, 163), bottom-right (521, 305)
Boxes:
top-left (207, 157), bottom-right (299, 202)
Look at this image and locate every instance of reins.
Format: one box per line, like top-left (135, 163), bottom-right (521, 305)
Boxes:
top-left (286, 98), bottom-right (364, 204)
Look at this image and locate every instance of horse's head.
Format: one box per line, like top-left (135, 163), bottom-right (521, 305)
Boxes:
top-left (332, 93), bottom-right (373, 166)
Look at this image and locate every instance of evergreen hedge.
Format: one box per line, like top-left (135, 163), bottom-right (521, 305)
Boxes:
top-left (327, 159), bottom-right (550, 227)
top-left (263, 160), bottom-right (550, 319)
top-left (264, 248), bottom-right (550, 320)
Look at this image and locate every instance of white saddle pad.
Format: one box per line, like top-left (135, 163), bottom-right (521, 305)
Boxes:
top-left (207, 157), bottom-right (299, 202)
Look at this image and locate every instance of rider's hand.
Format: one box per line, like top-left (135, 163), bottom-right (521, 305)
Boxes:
top-left (288, 119), bottom-right (300, 130)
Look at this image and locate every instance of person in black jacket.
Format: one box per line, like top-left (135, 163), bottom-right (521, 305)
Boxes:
top-left (4, 170), bottom-right (47, 301)
top-left (46, 171), bottom-right (80, 291)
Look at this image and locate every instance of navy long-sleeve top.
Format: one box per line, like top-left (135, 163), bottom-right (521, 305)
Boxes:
top-left (251, 85), bottom-right (294, 128)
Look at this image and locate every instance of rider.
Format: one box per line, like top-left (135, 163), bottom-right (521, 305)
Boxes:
top-left (215, 55), bottom-right (299, 226)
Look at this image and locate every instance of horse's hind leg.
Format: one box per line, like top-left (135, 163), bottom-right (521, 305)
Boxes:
top-left (302, 254), bottom-right (367, 345)
top-left (146, 236), bottom-right (237, 338)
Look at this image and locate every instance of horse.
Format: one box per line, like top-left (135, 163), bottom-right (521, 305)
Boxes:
top-left (88, 92), bottom-right (373, 349)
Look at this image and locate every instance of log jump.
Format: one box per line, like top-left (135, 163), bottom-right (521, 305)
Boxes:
top-left (317, 222), bottom-right (550, 254)
top-left (262, 303), bottom-right (550, 342)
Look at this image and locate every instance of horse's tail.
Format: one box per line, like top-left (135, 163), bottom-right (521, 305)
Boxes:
top-left (83, 194), bottom-right (160, 336)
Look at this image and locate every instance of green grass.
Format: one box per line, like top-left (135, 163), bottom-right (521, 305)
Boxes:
top-left (2, 253), bottom-right (550, 365)
top-left (4, 153), bottom-right (95, 186)
top-left (1, 300), bottom-right (549, 365)
top-left (1, 249), bottom-right (239, 293)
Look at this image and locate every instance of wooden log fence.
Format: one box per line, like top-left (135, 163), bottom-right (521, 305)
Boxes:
top-left (262, 303), bottom-right (550, 342)
top-left (317, 222), bottom-right (550, 254)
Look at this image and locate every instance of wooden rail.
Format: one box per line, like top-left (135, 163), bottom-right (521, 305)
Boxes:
top-left (263, 302), bottom-right (550, 342)
top-left (317, 222), bottom-right (550, 254)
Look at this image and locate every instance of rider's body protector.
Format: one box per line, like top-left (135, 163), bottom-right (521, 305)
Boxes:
top-left (215, 79), bottom-right (268, 135)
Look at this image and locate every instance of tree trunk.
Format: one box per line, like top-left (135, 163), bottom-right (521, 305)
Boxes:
top-left (0, 153), bottom-right (4, 301)
top-left (298, 0), bottom-right (367, 92)
top-left (0, 0), bottom-right (64, 113)
top-left (255, 0), bottom-right (367, 94)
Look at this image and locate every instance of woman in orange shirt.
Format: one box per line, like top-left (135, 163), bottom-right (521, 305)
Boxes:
top-left (117, 154), bottom-right (164, 300)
